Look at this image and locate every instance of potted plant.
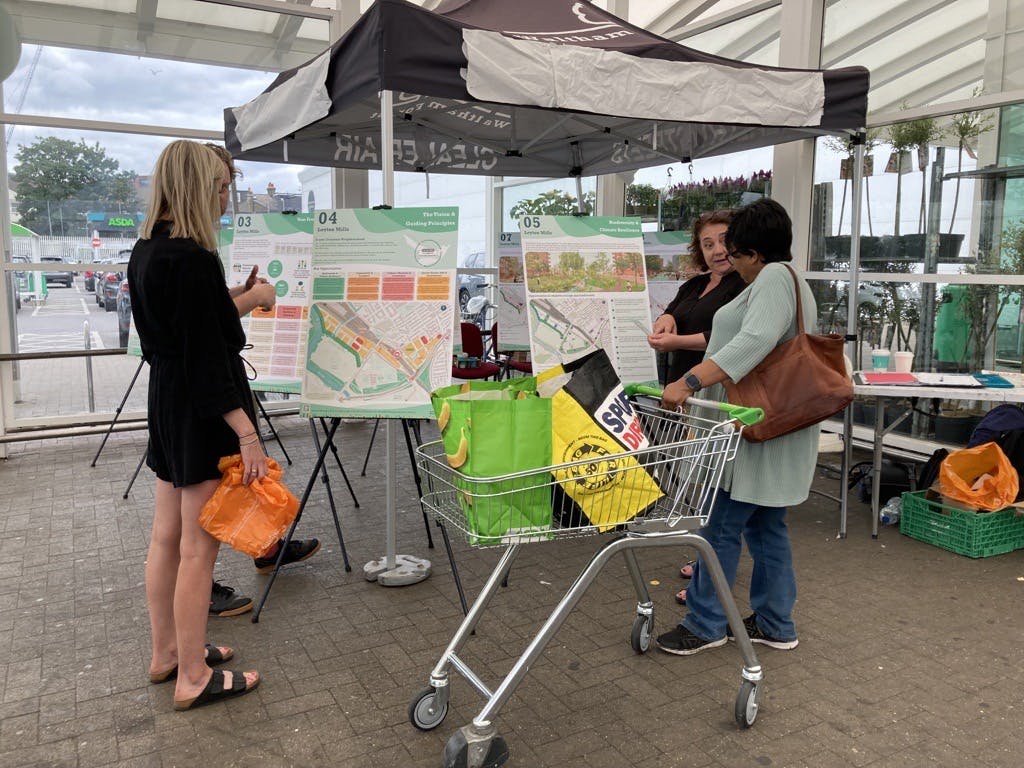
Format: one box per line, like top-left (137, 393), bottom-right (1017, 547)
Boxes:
top-left (946, 93), bottom-right (995, 234)
top-left (823, 130), bottom-right (881, 265)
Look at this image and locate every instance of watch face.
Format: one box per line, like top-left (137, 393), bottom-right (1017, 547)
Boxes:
top-left (685, 373), bottom-right (701, 390)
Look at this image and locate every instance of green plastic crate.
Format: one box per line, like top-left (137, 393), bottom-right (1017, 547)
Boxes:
top-left (900, 491), bottom-right (1024, 558)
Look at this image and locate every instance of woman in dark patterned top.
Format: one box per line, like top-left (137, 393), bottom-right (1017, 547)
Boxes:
top-left (648, 209), bottom-right (744, 602)
top-left (130, 141), bottom-right (276, 710)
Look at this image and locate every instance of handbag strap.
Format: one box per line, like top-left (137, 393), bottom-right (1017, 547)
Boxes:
top-left (781, 263), bottom-right (805, 336)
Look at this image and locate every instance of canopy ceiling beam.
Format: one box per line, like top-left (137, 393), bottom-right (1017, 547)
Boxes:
top-left (822, 0), bottom-right (957, 66)
top-left (272, 0), bottom-right (314, 57)
top-left (868, 18), bottom-right (985, 91)
top-left (868, 87), bottom-right (1024, 128)
top-left (195, 0), bottom-right (335, 21)
top-left (136, 0), bottom-right (159, 42)
top-left (666, 0), bottom-right (777, 41)
top-left (646, 0), bottom-right (721, 37)
top-left (6, 0), bottom-right (326, 71)
top-left (869, 62), bottom-right (984, 115)
top-left (715, 19), bottom-right (778, 62)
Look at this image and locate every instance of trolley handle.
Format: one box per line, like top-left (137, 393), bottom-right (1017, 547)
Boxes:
top-left (624, 383), bottom-right (765, 427)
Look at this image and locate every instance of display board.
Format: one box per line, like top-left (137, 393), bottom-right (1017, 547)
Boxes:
top-left (495, 232), bottom-right (529, 351)
top-left (300, 207), bottom-right (459, 419)
top-left (519, 215), bottom-right (657, 383)
top-left (643, 230), bottom-right (691, 323)
top-left (227, 213), bottom-right (315, 394)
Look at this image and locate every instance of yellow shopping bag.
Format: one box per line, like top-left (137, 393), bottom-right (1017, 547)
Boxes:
top-left (538, 349), bottom-right (663, 530)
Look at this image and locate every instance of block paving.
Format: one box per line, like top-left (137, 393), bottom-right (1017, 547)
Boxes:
top-left (1, 415), bottom-right (1023, 767)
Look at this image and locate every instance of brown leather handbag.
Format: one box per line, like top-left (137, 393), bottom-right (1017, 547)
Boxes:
top-left (723, 264), bottom-right (853, 443)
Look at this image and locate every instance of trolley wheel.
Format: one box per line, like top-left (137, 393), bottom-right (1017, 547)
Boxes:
top-left (443, 728), bottom-right (509, 768)
top-left (630, 614), bottom-right (653, 654)
top-left (408, 686), bottom-right (449, 731)
top-left (735, 680), bottom-right (760, 728)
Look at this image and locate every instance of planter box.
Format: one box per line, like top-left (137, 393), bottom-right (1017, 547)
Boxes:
top-left (816, 233), bottom-right (966, 269)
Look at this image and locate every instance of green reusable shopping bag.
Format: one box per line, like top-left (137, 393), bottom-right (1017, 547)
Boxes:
top-left (431, 378), bottom-right (553, 544)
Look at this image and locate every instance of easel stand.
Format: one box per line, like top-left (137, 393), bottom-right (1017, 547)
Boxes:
top-left (363, 419), bottom-right (433, 586)
top-left (362, 418), bottom-right (435, 549)
top-left (253, 393), bottom-right (292, 465)
top-left (252, 417), bottom-right (359, 622)
top-left (92, 358), bottom-right (145, 467)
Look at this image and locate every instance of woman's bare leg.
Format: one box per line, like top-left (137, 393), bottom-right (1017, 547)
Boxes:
top-left (147, 479), bottom-right (182, 676)
top-left (172, 478), bottom-right (223, 699)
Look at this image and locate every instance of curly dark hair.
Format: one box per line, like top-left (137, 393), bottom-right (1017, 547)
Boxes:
top-left (688, 209), bottom-right (734, 270)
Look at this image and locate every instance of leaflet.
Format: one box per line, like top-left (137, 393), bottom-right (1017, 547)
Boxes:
top-left (519, 215), bottom-right (657, 384)
top-left (301, 207), bottom-right (458, 419)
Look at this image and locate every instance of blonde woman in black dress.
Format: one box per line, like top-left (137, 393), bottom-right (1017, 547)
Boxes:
top-left (129, 141), bottom-right (276, 709)
top-left (648, 210), bottom-right (744, 604)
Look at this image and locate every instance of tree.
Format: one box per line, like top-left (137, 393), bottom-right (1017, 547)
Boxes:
top-left (558, 251), bottom-right (584, 273)
top-left (947, 93), bottom-right (995, 234)
top-left (10, 137), bottom-right (140, 236)
top-left (509, 189), bottom-right (595, 218)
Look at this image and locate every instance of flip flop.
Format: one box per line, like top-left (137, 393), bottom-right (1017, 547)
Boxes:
top-left (149, 644), bottom-right (234, 684)
top-left (675, 588), bottom-right (687, 606)
top-left (679, 560), bottom-right (696, 580)
top-left (174, 668), bottom-right (260, 711)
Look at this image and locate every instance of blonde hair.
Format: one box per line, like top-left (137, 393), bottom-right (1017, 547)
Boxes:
top-left (142, 140), bottom-right (223, 252)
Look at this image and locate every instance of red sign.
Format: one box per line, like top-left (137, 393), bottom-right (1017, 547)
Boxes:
top-left (91, 237), bottom-right (101, 248)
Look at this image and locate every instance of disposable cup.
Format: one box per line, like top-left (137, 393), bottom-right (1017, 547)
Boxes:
top-left (871, 349), bottom-right (890, 372)
top-left (892, 351), bottom-right (913, 373)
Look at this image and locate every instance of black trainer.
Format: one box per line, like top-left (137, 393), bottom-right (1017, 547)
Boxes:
top-left (253, 538), bottom-right (321, 573)
top-left (209, 581), bottom-right (253, 617)
top-left (655, 625), bottom-right (727, 656)
top-left (727, 614), bottom-right (799, 650)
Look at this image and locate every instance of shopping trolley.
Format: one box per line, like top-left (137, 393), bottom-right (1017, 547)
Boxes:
top-left (409, 385), bottom-right (766, 768)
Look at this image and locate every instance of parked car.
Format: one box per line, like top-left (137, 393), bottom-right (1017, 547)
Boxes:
top-left (83, 257), bottom-right (106, 292)
top-left (40, 256), bottom-right (74, 288)
top-left (96, 253), bottom-right (131, 311)
top-left (116, 278), bottom-right (132, 348)
top-left (458, 251), bottom-right (488, 313)
top-left (9, 256), bottom-right (26, 311)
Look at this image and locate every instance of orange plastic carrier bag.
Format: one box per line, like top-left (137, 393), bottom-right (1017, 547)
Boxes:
top-left (939, 442), bottom-right (1019, 512)
top-left (199, 455), bottom-right (300, 557)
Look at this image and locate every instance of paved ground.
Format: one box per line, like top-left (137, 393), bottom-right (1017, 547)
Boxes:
top-left (2, 416), bottom-right (1023, 768)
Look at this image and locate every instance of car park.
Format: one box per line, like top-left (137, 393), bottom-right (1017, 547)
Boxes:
top-left (40, 256), bottom-right (74, 288)
top-left (116, 277), bottom-right (132, 347)
top-left (83, 257), bottom-right (106, 292)
top-left (95, 253), bottom-right (131, 311)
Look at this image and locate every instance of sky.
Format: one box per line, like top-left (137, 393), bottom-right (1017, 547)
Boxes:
top-left (3, 45), bottom-right (293, 194)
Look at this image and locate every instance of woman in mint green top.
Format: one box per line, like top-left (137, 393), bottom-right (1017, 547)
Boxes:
top-left (656, 198), bottom-right (818, 656)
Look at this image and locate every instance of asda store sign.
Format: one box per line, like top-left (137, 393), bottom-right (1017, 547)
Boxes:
top-left (107, 217), bottom-right (136, 227)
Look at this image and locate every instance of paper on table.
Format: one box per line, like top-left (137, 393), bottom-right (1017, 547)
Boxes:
top-left (857, 372), bottom-right (918, 385)
top-left (913, 373), bottom-right (983, 387)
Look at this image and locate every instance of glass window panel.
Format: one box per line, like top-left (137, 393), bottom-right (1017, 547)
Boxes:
top-left (3, 126), bottom-right (311, 421)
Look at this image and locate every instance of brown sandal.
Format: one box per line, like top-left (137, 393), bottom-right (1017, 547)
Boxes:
top-left (174, 668), bottom-right (260, 711)
top-left (149, 644), bottom-right (234, 684)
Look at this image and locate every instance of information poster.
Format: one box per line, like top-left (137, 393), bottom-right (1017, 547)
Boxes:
top-left (519, 216), bottom-right (657, 383)
top-left (643, 231), bottom-right (692, 323)
top-left (496, 232), bottom-right (529, 350)
top-left (301, 207), bottom-right (458, 419)
top-left (228, 213), bottom-right (315, 393)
